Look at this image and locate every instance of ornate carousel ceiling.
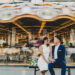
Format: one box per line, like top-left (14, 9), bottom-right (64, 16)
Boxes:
top-left (0, 17), bottom-right (75, 36)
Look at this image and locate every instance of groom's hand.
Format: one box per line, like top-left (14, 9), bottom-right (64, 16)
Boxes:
top-left (50, 59), bottom-right (55, 63)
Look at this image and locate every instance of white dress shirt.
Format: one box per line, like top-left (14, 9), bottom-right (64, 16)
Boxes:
top-left (54, 44), bottom-right (60, 59)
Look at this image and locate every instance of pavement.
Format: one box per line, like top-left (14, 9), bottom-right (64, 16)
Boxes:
top-left (0, 66), bottom-right (74, 75)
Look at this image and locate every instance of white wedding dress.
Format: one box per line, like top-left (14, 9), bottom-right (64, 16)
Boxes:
top-left (31, 0), bottom-right (43, 4)
top-left (38, 44), bottom-right (50, 71)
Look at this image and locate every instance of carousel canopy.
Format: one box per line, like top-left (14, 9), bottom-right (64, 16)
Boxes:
top-left (0, 2), bottom-right (75, 36)
top-left (0, 2), bottom-right (74, 21)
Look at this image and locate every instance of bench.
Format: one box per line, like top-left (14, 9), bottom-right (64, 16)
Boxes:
top-left (29, 65), bottom-right (75, 75)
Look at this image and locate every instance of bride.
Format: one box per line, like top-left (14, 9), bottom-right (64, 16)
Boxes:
top-left (37, 37), bottom-right (54, 75)
top-left (38, 37), bottom-right (50, 75)
top-left (31, 0), bottom-right (43, 4)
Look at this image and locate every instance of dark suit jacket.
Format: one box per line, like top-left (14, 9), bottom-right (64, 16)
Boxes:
top-left (52, 44), bottom-right (66, 62)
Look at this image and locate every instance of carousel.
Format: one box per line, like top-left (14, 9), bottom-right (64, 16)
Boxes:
top-left (0, 1), bottom-right (75, 66)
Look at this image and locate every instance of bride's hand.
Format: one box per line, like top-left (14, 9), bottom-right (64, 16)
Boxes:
top-left (46, 61), bottom-right (49, 64)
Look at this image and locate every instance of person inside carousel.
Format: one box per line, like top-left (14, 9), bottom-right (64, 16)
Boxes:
top-left (38, 37), bottom-right (50, 75)
top-left (69, 43), bottom-right (74, 48)
top-left (48, 36), bottom-right (66, 75)
top-left (26, 39), bottom-right (34, 48)
top-left (35, 37), bottom-right (42, 47)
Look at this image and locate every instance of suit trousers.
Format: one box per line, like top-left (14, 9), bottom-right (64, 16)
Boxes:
top-left (48, 61), bottom-right (66, 75)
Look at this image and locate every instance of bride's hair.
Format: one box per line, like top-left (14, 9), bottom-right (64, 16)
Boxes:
top-left (42, 37), bottom-right (49, 46)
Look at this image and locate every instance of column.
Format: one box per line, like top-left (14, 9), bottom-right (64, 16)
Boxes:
top-left (62, 35), bottom-right (66, 45)
top-left (16, 35), bottom-right (19, 44)
top-left (70, 29), bottom-right (75, 42)
top-left (8, 32), bottom-right (11, 46)
top-left (11, 27), bottom-right (16, 46)
top-left (6, 33), bottom-right (8, 44)
top-left (28, 34), bottom-right (32, 40)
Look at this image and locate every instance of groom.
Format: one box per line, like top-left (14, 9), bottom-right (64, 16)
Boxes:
top-left (48, 36), bottom-right (66, 75)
